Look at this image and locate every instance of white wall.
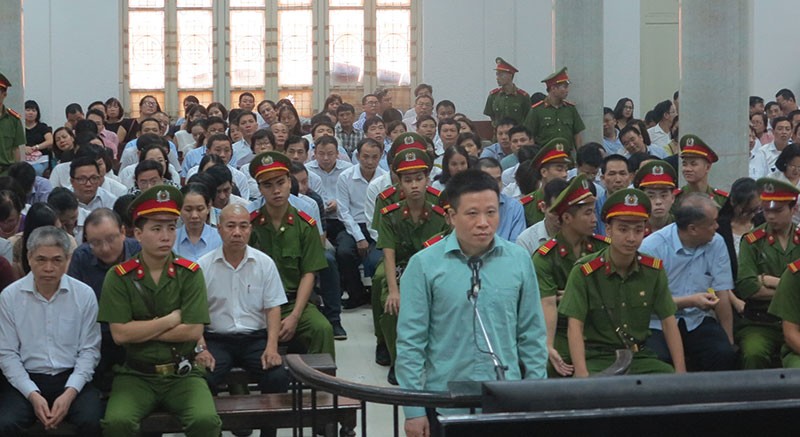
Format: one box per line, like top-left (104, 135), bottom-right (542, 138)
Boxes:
top-left (751, 0), bottom-right (800, 102)
top-left (604, 0), bottom-right (641, 115)
top-left (22, 0), bottom-right (121, 127)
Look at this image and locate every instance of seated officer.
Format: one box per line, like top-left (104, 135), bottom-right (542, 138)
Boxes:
top-left (520, 137), bottom-right (571, 227)
top-left (736, 178), bottom-right (800, 369)
top-left (248, 151), bottom-right (335, 358)
top-left (98, 185), bottom-right (221, 437)
top-left (769, 256), bottom-right (800, 368)
top-left (673, 134), bottom-right (729, 210)
top-left (377, 148), bottom-right (449, 385)
top-left (633, 160), bottom-right (677, 236)
top-left (0, 226), bottom-right (102, 436)
top-left (197, 203), bottom-right (289, 437)
top-left (533, 174), bottom-right (609, 377)
top-left (560, 188), bottom-right (686, 376)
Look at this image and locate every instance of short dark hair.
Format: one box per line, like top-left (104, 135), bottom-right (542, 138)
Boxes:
top-left (0, 190), bottom-right (22, 222)
top-left (114, 194), bottom-right (137, 230)
top-left (314, 135), bottom-right (336, 151)
top-left (24, 100), bottom-right (41, 123)
top-left (311, 120), bottom-right (335, 136)
top-left (205, 163), bottom-right (233, 186)
top-left (239, 92), bottom-right (255, 102)
top-left (651, 100), bottom-right (673, 123)
top-left (362, 116), bottom-right (385, 134)
top-left (362, 93), bottom-right (379, 105)
top-left (337, 103), bottom-right (355, 115)
top-left (414, 83), bottom-right (432, 96)
top-left (134, 159), bottom-right (164, 181)
top-left (445, 169), bottom-right (499, 210)
top-left (207, 133), bottom-right (232, 149)
top-left (435, 100), bottom-right (455, 112)
top-left (507, 125), bottom-right (532, 140)
top-left (65, 103), bottom-right (83, 117)
top-left (356, 138), bottom-right (381, 155)
top-left (285, 135), bottom-right (309, 152)
top-left (673, 90), bottom-right (679, 101)
top-left (86, 108), bottom-right (105, 120)
top-left (7, 162), bottom-right (36, 193)
top-left (289, 162), bottom-right (308, 176)
top-left (577, 143), bottom-right (604, 168)
top-left (495, 117), bottom-right (517, 130)
top-left (85, 208), bottom-right (123, 231)
top-left (776, 144), bottom-right (800, 172)
top-left (437, 118), bottom-right (459, 135)
top-left (601, 154), bottom-right (630, 174)
top-left (618, 124), bottom-right (641, 141)
top-left (776, 88), bottom-right (796, 102)
top-left (137, 133), bottom-right (167, 152)
top-left (47, 187), bottom-right (79, 213)
top-left (750, 96), bottom-right (764, 107)
top-left (544, 178), bottom-right (570, 205)
top-left (476, 157), bottom-right (501, 171)
top-left (69, 156), bottom-right (100, 179)
top-left (772, 116), bottom-right (791, 129)
top-left (235, 111), bottom-right (257, 125)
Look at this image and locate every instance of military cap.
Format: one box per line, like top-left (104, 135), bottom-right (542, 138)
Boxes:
top-left (633, 160), bottom-right (677, 189)
top-left (0, 73), bottom-right (10, 90)
top-left (757, 177), bottom-right (800, 207)
top-left (542, 67), bottom-right (569, 88)
top-left (680, 134), bottom-right (719, 163)
top-left (130, 185), bottom-right (183, 222)
top-left (392, 147), bottom-right (432, 174)
top-left (549, 174), bottom-right (595, 216)
top-left (494, 57), bottom-right (519, 74)
top-left (531, 137), bottom-right (571, 170)
top-left (601, 188), bottom-right (651, 222)
top-left (249, 151), bottom-right (291, 182)
top-left (388, 132), bottom-right (428, 162)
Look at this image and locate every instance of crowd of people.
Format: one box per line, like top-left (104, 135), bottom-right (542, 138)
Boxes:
top-left (1, 59), bottom-right (800, 437)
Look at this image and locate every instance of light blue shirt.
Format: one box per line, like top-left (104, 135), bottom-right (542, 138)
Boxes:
top-left (182, 145), bottom-right (207, 177)
top-left (0, 273), bottom-right (101, 398)
top-left (595, 189), bottom-right (608, 235)
top-left (640, 223), bottom-right (734, 331)
top-left (173, 223), bottom-right (223, 262)
top-left (603, 134), bottom-right (624, 155)
top-left (479, 142), bottom-right (508, 161)
top-left (396, 233), bottom-right (547, 419)
top-left (497, 192), bottom-right (526, 243)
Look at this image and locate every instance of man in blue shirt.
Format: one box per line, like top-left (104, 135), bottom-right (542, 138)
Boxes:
top-left (396, 169), bottom-right (547, 437)
top-left (479, 118), bottom-right (516, 162)
top-left (476, 157), bottom-right (525, 242)
top-left (640, 193), bottom-right (737, 371)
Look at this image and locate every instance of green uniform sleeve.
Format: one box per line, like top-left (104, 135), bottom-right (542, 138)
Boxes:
top-left (97, 270), bottom-right (133, 323)
top-left (736, 238), bottom-right (761, 299)
top-left (376, 211), bottom-right (396, 250)
top-left (300, 221), bottom-right (327, 274)
top-left (532, 252), bottom-right (558, 298)
top-left (769, 270), bottom-right (800, 324)
top-left (523, 108), bottom-right (538, 141)
top-left (178, 268), bottom-right (210, 325)
top-left (652, 268), bottom-right (677, 320)
top-left (483, 94), bottom-right (493, 119)
top-left (572, 106), bottom-right (586, 134)
top-left (558, 264), bottom-right (589, 322)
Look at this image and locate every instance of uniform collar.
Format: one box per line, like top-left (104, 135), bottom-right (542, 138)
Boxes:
top-left (554, 231), bottom-right (598, 258)
top-left (401, 202), bottom-right (433, 222)
top-left (601, 249), bottom-right (641, 277)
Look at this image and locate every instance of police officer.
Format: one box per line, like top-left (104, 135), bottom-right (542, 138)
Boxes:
top-left (769, 256), bottom-right (800, 368)
top-left (483, 57), bottom-right (530, 127)
top-left (673, 134), bottom-right (729, 209)
top-left (377, 148), bottom-right (449, 385)
top-left (520, 137), bottom-right (571, 227)
top-left (559, 188), bottom-right (686, 376)
top-left (522, 67), bottom-right (585, 150)
top-left (633, 160), bottom-right (677, 236)
top-left (736, 177), bottom-right (800, 369)
top-left (0, 73), bottom-right (25, 174)
top-left (98, 185), bottom-right (222, 436)
top-left (248, 151), bottom-right (335, 358)
top-left (534, 174), bottom-right (609, 377)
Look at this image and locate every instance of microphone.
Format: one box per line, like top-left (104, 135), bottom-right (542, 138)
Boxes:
top-left (467, 257), bottom-right (482, 301)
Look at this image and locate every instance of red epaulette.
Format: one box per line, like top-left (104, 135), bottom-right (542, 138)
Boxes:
top-left (537, 239), bottom-right (558, 256)
top-left (519, 194), bottom-right (535, 206)
top-left (592, 234), bottom-right (611, 244)
top-left (531, 100), bottom-right (545, 109)
top-left (297, 210), bottom-right (316, 226)
top-left (563, 99), bottom-right (576, 106)
top-left (794, 227), bottom-right (800, 245)
top-left (788, 259), bottom-right (800, 274)
top-left (250, 210), bottom-right (260, 222)
top-left (744, 228), bottom-right (766, 244)
top-left (379, 186), bottom-right (397, 200)
top-left (672, 188), bottom-right (683, 197)
top-left (423, 234), bottom-right (445, 248)
top-left (7, 108), bottom-right (20, 119)
top-left (637, 254), bottom-right (663, 270)
top-left (490, 87), bottom-right (501, 95)
top-left (381, 203), bottom-right (401, 215)
top-left (713, 188), bottom-right (729, 198)
top-left (114, 258), bottom-right (141, 277)
top-left (173, 257), bottom-right (200, 272)
top-left (580, 257), bottom-right (605, 276)
top-left (426, 186), bottom-right (442, 197)
top-left (516, 88), bottom-right (529, 96)
top-left (431, 205), bottom-right (446, 216)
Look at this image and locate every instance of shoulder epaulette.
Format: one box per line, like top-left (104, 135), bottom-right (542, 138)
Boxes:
top-left (7, 108), bottom-right (20, 119)
top-left (519, 194), bottom-right (534, 205)
top-left (745, 228), bottom-right (766, 244)
top-left (381, 203), bottom-right (401, 215)
top-left (516, 88), bottom-right (529, 96)
top-left (563, 99), bottom-right (576, 106)
top-left (672, 188), bottom-right (683, 197)
top-left (592, 234), bottom-right (611, 244)
top-left (423, 234), bottom-right (445, 248)
top-left (114, 258), bottom-right (141, 276)
top-left (713, 188), bottom-right (729, 198)
top-left (173, 257), bottom-right (200, 272)
top-left (788, 259), bottom-right (800, 274)
top-left (489, 87), bottom-right (501, 95)
top-left (637, 254), bottom-right (663, 270)
top-left (431, 205), bottom-right (446, 216)
top-left (379, 186), bottom-right (397, 200)
top-left (531, 100), bottom-right (544, 109)
top-left (426, 186), bottom-right (441, 197)
top-left (580, 257), bottom-right (605, 276)
top-left (537, 239), bottom-right (558, 256)
top-left (250, 210), bottom-right (260, 222)
top-left (297, 210), bottom-right (317, 226)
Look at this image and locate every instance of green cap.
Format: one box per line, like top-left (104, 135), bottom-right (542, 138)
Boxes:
top-left (542, 67), bottom-right (569, 87)
top-left (392, 147), bottom-right (432, 174)
top-left (388, 132), bottom-right (428, 163)
top-left (531, 137), bottom-right (571, 170)
top-left (601, 188), bottom-right (651, 223)
top-left (633, 160), bottom-right (677, 189)
top-left (249, 151), bottom-right (291, 181)
top-left (756, 177), bottom-right (800, 206)
top-left (548, 174), bottom-right (595, 216)
top-left (129, 185), bottom-right (183, 222)
top-left (679, 134), bottom-right (718, 163)
top-left (0, 73), bottom-right (10, 90)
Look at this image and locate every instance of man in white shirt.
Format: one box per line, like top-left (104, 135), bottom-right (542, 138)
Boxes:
top-left (231, 111), bottom-right (258, 167)
top-left (647, 100), bottom-right (676, 149)
top-left (758, 116), bottom-right (793, 177)
top-left (185, 133), bottom-right (257, 201)
top-left (336, 138), bottom-right (386, 308)
top-left (69, 156), bottom-right (117, 212)
top-left (306, 137), bottom-right (353, 240)
top-left (118, 117), bottom-right (181, 174)
top-left (0, 226), bottom-right (102, 435)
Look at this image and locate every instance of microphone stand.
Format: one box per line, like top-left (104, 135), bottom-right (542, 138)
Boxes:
top-left (467, 258), bottom-right (508, 381)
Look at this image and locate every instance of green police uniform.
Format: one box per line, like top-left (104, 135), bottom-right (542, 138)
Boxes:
top-left (673, 134), bottom-right (728, 210)
top-left (520, 188), bottom-right (545, 227)
top-left (519, 138), bottom-right (573, 227)
top-left (673, 185), bottom-right (729, 211)
top-left (633, 160), bottom-right (678, 236)
top-left (98, 186), bottom-right (221, 437)
top-left (768, 259), bottom-right (800, 368)
top-left (0, 74), bottom-right (25, 173)
top-left (523, 100), bottom-right (585, 151)
top-left (484, 57), bottom-right (530, 126)
top-left (249, 151), bottom-right (335, 358)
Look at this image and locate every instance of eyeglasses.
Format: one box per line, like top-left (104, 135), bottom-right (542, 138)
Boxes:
top-left (88, 233), bottom-right (120, 249)
top-left (142, 101), bottom-right (157, 106)
top-left (787, 164), bottom-right (800, 171)
top-left (73, 176), bottom-right (100, 185)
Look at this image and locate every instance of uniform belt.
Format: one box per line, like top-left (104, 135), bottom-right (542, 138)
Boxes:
top-left (125, 355), bottom-right (196, 376)
top-left (286, 289), bottom-right (298, 302)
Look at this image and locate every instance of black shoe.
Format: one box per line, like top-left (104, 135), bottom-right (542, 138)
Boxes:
top-left (342, 294), bottom-right (369, 309)
top-left (332, 322), bottom-right (348, 340)
top-left (232, 430), bottom-right (253, 437)
top-left (387, 366), bottom-right (398, 385)
top-left (375, 343), bottom-right (390, 366)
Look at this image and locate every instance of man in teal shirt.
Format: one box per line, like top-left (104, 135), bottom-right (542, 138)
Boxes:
top-left (396, 169), bottom-right (547, 437)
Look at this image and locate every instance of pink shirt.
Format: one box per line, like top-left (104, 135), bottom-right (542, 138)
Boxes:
top-left (99, 129), bottom-right (119, 156)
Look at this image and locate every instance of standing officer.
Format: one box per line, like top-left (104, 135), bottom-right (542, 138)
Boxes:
top-left (559, 188), bottom-right (686, 376)
top-left (483, 57), bottom-right (530, 127)
top-left (248, 151), bottom-right (335, 358)
top-left (736, 178), bottom-right (800, 369)
top-left (0, 73), bottom-right (25, 174)
top-left (633, 160), bottom-right (677, 236)
top-left (520, 137), bottom-right (571, 227)
top-left (533, 174), bottom-right (609, 377)
top-left (523, 67), bottom-right (585, 151)
top-left (98, 185), bottom-right (222, 436)
top-left (377, 148), bottom-right (449, 385)
top-left (673, 134), bottom-right (729, 209)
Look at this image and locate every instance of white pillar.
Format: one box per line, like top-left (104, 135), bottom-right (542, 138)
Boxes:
top-left (554, 0), bottom-right (604, 145)
top-left (679, 0), bottom-right (751, 190)
top-left (0, 0), bottom-right (24, 112)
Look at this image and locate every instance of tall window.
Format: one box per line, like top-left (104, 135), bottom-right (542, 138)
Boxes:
top-left (123, 0), bottom-right (417, 118)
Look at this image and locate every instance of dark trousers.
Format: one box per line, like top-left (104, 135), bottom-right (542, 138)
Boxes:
top-left (0, 371), bottom-right (103, 436)
top-left (204, 331), bottom-right (290, 395)
top-left (94, 329), bottom-right (126, 392)
top-left (335, 223), bottom-right (381, 300)
top-left (325, 218), bottom-right (345, 246)
top-left (317, 248), bottom-right (342, 324)
top-left (646, 316), bottom-right (737, 371)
